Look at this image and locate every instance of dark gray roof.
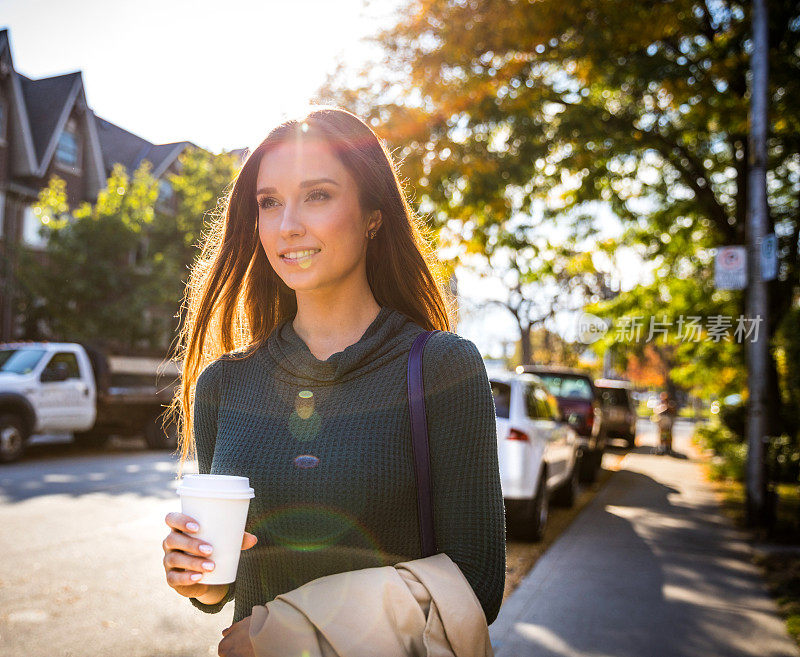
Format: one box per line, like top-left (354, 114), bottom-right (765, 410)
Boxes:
top-left (3, 27), bottom-right (198, 181)
top-left (139, 141), bottom-right (189, 175)
top-left (17, 71), bottom-right (81, 161)
top-left (94, 115), bottom-right (153, 173)
top-left (95, 116), bottom-right (192, 176)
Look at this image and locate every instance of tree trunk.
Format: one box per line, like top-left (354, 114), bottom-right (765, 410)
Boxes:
top-left (520, 321), bottom-right (532, 365)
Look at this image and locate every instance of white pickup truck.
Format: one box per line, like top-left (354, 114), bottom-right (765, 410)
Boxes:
top-left (0, 341), bottom-right (180, 463)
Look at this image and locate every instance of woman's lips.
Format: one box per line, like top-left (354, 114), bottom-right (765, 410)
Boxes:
top-left (280, 250), bottom-right (320, 268)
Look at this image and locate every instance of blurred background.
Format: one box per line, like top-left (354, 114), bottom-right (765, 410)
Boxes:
top-left (0, 1), bottom-right (798, 656)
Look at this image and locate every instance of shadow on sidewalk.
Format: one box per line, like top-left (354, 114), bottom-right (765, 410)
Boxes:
top-left (492, 467), bottom-right (792, 657)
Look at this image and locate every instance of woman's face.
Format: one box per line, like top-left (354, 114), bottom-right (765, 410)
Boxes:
top-left (255, 136), bottom-right (377, 294)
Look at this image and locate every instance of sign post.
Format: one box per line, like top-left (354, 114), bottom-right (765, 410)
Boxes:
top-left (714, 246), bottom-right (747, 290)
top-left (761, 233), bottom-right (777, 282)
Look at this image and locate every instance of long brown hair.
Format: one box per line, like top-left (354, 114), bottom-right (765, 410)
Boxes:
top-left (168, 105), bottom-right (453, 478)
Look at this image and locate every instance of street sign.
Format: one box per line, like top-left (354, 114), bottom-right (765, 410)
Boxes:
top-left (714, 246), bottom-right (747, 290)
top-left (761, 233), bottom-right (777, 281)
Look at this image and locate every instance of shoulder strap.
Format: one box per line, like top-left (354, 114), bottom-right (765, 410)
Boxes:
top-left (407, 329), bottom-right (440, 558)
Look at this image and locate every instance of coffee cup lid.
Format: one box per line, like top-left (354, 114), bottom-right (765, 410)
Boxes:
top-left (176, 474), bottom-right (255, 500)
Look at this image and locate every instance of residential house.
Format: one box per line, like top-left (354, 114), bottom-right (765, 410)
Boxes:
top-left (0, 28), bottom-right (195, 342)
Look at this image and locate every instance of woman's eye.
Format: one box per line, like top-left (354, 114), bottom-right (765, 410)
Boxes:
top-left (258, 189), bottom-right (331, 210)
top-left (306, 188), bottom-right (330, 202)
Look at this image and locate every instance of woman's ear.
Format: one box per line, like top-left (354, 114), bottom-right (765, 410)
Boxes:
top-left (368, 209), bottom-right (382, 233)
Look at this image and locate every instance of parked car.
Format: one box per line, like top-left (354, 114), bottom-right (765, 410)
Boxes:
top-left (516, 365), bottom-right (607, 483)
top-left (489, 370), bottom-right (581, 542)
top-left (594, 378), bottom-right (637, 447)
top-left (0, 341), bottom-right (179, 463)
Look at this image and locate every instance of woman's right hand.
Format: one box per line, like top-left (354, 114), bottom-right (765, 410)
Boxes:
top-left (162, 512), bottom-right (258, 599)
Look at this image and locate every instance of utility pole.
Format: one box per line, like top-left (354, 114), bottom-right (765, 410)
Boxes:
top-left (745, 0), bottom-right (769, 529)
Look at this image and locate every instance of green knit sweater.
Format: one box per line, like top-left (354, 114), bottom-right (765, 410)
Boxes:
top-left (188, 305), bottom-right (506, 625)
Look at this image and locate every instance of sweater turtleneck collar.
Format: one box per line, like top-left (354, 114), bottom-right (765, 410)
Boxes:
top-left (261, 305), bottom-right (418, 385)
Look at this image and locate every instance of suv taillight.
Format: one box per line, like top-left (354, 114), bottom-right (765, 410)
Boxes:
top-left (508, 428), bottom-right (530, 442)
top-left (586, 407), bottom-right (595, 430)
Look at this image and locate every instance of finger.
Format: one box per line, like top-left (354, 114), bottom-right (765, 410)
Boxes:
top-left (165, 550), bottom-right (215, 575)
top-left (165, 512), bottom-right (200, 534)
top-left (166, 567), bottom-right (209, 588)
top-left (164, 530), bottom-right (215, 558)
top-left (241, 532), bottom-right (258, 550)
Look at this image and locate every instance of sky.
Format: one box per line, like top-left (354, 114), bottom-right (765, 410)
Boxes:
top-left (1, 0), bottom-right (639, 358)
top-left (1, 0), bottom-right (397, 153)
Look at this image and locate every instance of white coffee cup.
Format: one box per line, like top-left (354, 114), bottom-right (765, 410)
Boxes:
top-left (176, 474), bottom-right (255, 584)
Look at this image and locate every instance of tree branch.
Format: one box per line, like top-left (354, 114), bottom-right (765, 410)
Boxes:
top-left (649, 132), bottom-right (737, 242)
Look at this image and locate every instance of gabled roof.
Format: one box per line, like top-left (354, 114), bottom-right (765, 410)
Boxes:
top-left (227, 147), bottom-right (249, 161)
top-left (17, 71), bottom-right (82, 163)
top-left (95, 116), bottom-right (194, 178)
top-left (94, 115), bottom-right (152, 173)
top-left (1, 27), bottom-right (195, 189)
top-left (12, 68), bottom-right (106, 194)
top-left (138, 141), bottom-right (193, 178)
top-left (0, 29), bottom-right (37, 174)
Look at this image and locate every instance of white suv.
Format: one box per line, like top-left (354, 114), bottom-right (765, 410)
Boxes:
top-left (489, 370), bottom-right (581, 541)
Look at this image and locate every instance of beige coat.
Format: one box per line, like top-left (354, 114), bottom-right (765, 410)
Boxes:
top-left (247, 552), bottom-right (495, 657)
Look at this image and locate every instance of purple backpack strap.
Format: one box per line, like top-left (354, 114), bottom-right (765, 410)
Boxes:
top-left (408, 329), bottom-right (440, 558)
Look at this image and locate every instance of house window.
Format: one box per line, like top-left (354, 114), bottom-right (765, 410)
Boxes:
top-left (22, 205), bottom-right (48, 248)
top-left (158, 178), bottom-right (174, 205)
top-left (55, 118), bottom-right (81, 168)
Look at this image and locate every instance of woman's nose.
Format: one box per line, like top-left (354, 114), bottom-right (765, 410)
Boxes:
top-left (279, 201), bottom-right (305, 237)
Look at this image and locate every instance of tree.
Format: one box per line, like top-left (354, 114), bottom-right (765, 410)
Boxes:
top-left (462, 223), bottom-right (620, 363)
top-left (16, 149), bottom-right (243, 353)
top-left (147, 147), bottom-right (243, 348)
top-left (17, 163), bottom-right (161, 351)
top-left (317, 0), bottom-right (799, 420)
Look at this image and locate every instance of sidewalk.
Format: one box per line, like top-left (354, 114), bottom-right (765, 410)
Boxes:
top-left (489, 420), bottom-right (800, 657)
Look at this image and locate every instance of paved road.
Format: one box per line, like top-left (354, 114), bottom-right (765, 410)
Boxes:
top-left (0, 438), bottom-right (230, 657)
top-left (490, 419), bottom-right (800, 657)
top-left (2, 429), bottom-right (635, 656)
top-left (6, 419), bottom-right (793, 657)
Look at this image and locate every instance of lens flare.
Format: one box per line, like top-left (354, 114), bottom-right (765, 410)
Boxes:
top-left (290, 390), bottom-right (321, 442)
top-left (296, 390), bottom-right (315, 419)
top-left (293, 454), bottom-right (320, 469)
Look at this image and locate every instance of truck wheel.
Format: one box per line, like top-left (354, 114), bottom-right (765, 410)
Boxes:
top-left (73, 429), bottom-right (110, 450)
top-left (144, 415), bottom-right (178, 450)
top-left (0, 413), bottom-right (29, 464)
top-left (514, 470), bottom-right (549, 542)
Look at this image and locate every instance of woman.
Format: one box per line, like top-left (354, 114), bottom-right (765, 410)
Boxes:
top-left (651, 392), bottom-right (677, 455)
top-left (161, 106), bottom-right (506, 654)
